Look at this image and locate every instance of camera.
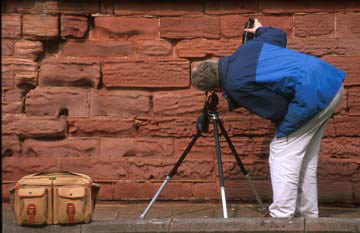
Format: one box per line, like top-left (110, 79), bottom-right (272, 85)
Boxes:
top-left (242, 18), bottom-right (255, 44)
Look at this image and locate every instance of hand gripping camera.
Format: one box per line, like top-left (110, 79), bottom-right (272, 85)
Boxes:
top-left (242, 18), bottom-right (255, 44)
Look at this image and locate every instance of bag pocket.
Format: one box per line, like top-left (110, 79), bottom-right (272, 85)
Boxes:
top-left (17, 187), bottom-right (48, 225)
top-left (54, 186), bottom-right (86, 224)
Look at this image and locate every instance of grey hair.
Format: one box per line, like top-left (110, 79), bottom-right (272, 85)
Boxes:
top-left (191, 61), bottom-right (220, 91)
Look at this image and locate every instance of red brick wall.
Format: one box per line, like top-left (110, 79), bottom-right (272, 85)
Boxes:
top-left (2, 0), bottom-right (360, 204)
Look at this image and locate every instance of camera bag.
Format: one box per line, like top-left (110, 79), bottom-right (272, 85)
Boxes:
top-left (9, 170), bottom-right (100, 225)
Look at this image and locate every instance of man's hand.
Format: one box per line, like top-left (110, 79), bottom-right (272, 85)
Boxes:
top-left (244, 18), bottom-right (263, 34)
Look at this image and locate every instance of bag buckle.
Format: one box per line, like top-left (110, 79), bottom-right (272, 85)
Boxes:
top-left (27, 204), bottom-right (36, 224)
top-left (66, 203), bottom-right (75, 224)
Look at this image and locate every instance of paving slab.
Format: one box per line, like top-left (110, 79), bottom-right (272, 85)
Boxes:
top-left (305, 218), bottom-right (360, 233)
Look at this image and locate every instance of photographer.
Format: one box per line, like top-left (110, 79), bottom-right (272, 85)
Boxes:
top-left (191, 18), bottom-right (346, 218)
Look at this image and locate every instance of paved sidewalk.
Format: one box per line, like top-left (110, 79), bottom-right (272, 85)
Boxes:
top-left (3, 202), bottom-right (360, 233)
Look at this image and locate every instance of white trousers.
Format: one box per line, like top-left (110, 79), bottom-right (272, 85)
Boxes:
top-left (269, 85), bottom-right (344, 218)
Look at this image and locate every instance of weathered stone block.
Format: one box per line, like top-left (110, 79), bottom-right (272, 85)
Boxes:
top-left (39, 57), bottom-right (100, 87)
top-left (26, 87), bottom-right (88, 117)
top-left (295, 14), bottom-right (335, 37)
top-left (94, 17), bottom-right (159, 39)
top-left (23, 138), bottom-right (99, 157)
top-left (347, 86), bottom-right (360, 116)
top-left (114, 1), bottom-right (203, 16)
top-left (321, 137), bottom-right (360, 159)
top-left (14, 40), bottom-right (43, 60)
top-left (61, 15), bottom-right (88, 38)
top-left (2, 14), bottom-right (21, 38)
top-left (60, 157), bottom-right (127, 180)
top-left (134, 40), bottom-right (172, 57)
top-left (68, 117), bottom-right (135, 137)
top-left (176, 39), bottom-right (241, 58)
top-left (160, 16), bottom-right (220, 39)
top-left (2, 57), bottom-right (38, 88)
top-left (89, 89), bottom-right (150, 116)
top-left (336, 12), bottom-right (360, 38)
top-left (63, 40), bottom-right (133, 57)
top-left (2, 116), bottom-right (66, 138)
top-left (205, 1), bottom-right (260, 14)
top-left (323, 56), bottom-right (360, 85)
top-left (1, 135), bottom-right (21, 157)
top-left (100, 137), bottom-right (173, 157)
top-left (45, 0), bottom-right (99, 14)
top-left (102, 58), bottom-right (189, 88)
top-left (2, 39), bottom-right (14, 56)
top-left (23, 14), bottom-right (59, 39)
top-left (153, 89), bottom-right (204, 116)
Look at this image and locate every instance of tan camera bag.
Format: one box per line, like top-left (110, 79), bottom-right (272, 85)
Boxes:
top-left (9, 170), bottom-right (100, 225)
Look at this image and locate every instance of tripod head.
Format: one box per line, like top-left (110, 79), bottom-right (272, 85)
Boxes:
top-left (196, 91), bottom-right (219, 133)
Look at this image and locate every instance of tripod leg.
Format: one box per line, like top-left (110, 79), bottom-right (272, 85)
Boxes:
top-left (217, 119), bottom-right (266, 212)
top-left (140, 131), bottom-right (202, 219)
top-left (212, 114), bottom-right (228, 218)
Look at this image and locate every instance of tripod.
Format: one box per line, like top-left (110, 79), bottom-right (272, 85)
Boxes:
top-left (140, 92), bottom-right (265, 219)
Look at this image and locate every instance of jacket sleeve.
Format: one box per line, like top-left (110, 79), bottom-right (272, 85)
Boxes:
top-left (254, 27), bottom-right (287, 48)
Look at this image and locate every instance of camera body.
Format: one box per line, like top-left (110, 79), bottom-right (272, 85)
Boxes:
top-left (242, 18), bottom-right (255, 44)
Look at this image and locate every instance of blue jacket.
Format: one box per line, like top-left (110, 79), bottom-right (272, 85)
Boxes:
top-left (219, 27), bottom-right (346, 138)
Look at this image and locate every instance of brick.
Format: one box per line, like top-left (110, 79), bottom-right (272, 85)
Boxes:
top-left (23, 138), bottom-right (99, 157)
top-left (61, 15), bottom-right (88, 38)
top-left (134, 40), bottom-right (172, 57)
top-left (3, 116), bottom-right (67, 138)
top-left (2, 14), bottom-right (21, 38)
top-left (336, 12), bottom-right (360, 39)
top-left (135, 117), bottom-right (196, 137)
top-left (355, 184), bottom-right (360, 203)
top-left (2, 156), bottom-right (59, 181)
top-left (95, 17), bottom-right (159, 40)
top-left (6, 0), bottom-right (46, 13)
top-left (14, 40), bottom-right (43, 60)
top-left (2, 39), bottom-right (14, 56)
top-left (153, 89), bottom-right (204, 116)
top-left (160, 16), bottom-right (220, 39)
top-left (45, 0), bottom-right (99, 14)
top-left (221, 15), bottom-right (293, 39)
top-left (23, 14), bottom-right (59, 39)
top-left (2, 183), bottom-right (15, 201)
top-left (97, 182), bottom-right (113, 200)
top-left (114, 1), bottom-right (203, 16)
top-left (318, 158), bottom-right (359, 182)
top-left (287, 38), bottom-right (337, 57)
top-left (90, 89), bottom-right (150, 117)
top-left (3, 88), bottom-right (23, 102)
top-left (220, 160), bottom-right (270, 180)
top-left (39, 57), bottom-right (100, 87)
top-left (224, 180), bottom-right (272, 201)
top-left (128, 159), bottom-right (214, 180)
top-left (347, 86), bottom-right (360, 116)
top-left (2, 102), bottom-right (22, 114)
top-left (177, 39), bottom-right (240, 58)
top-left (26, 87), bottom-right (88, 117)
top-left (100, 137), bottom-right (173, 157)
top-left (322, 56), bottom-right (360, 85)
top-left (68, 117), bottom-right (135, 137)
top-left (223, 116), bottom-right (272, 137)
top-left (114, 181), bottom-right (160, 199)
top-left (318, 182), bottom-right (353, 203)
top-left (60, 157), bottom-right (127, 180)
top-left (333, 116), bottom-right (360, 136)
top-left (262, 1), bottom-right (360, 14)
top-left (102, 58), bottom-right (189, 88)
top-left (63, 40), bottom-right (133, 57)
top-left (321, 137), bottom-right (360, 159)
top-left (100, 0), bottom-right (114, 14)
top-left (159, 182), bottom-right (193, 199)
top-left (1, 135), bottom-right (21, 157)
top-left (205, 1), bottom-right (260, 15)
top-left (295, 14), bottom-right (335, 38)
top-left (193, 182), bottom-right (219, 199)
top-left (253, 137), bottom-right (272, 159)
top-left (174, 137), bottom-right (252, 160)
